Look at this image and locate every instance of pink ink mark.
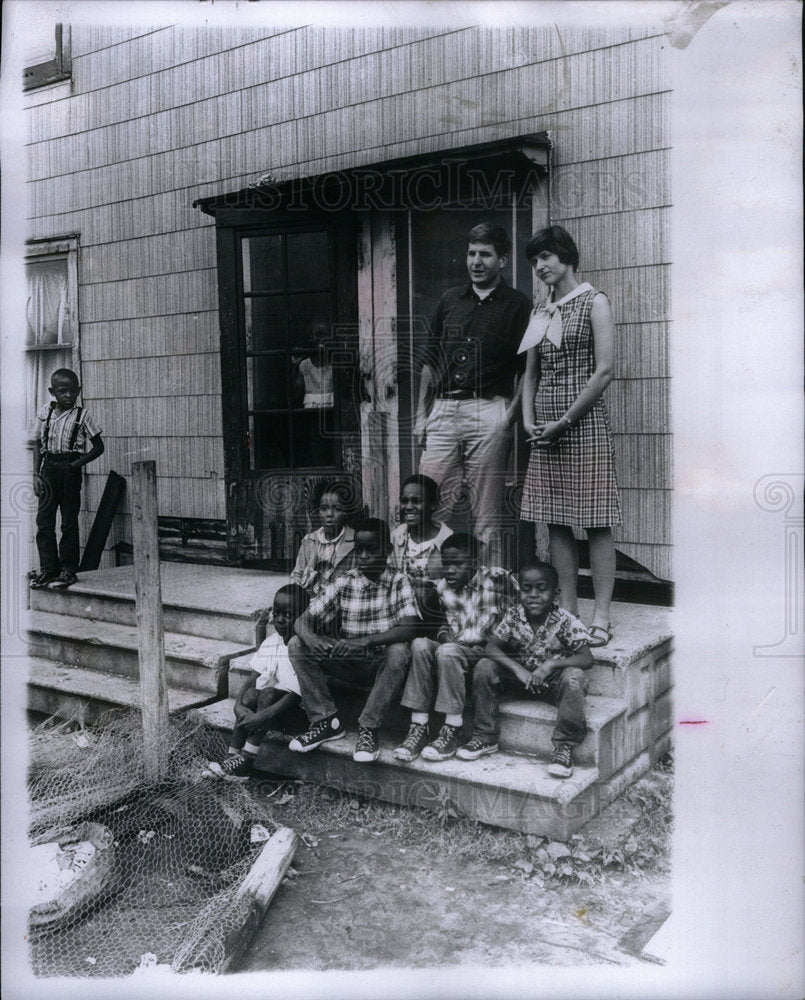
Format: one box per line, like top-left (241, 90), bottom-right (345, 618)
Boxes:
top-left (678, 720), bottom-right (709, 725)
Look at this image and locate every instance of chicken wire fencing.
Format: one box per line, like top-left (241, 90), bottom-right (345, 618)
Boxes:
top-left (26, 711), bottom-right (281, 978)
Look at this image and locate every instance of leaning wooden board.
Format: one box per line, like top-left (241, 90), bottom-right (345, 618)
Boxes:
top-left (79, 470), bottom-right (126, 571)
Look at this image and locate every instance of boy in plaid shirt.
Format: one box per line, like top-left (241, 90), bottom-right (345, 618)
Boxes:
top-left (288, 518), bottom-right (420, 763)
top-left (394, 532), bottom-right (515, 763)
top-left (458, 560), bottom-right (593, 777)
top-left (31, 369), bottom-right (104, 590)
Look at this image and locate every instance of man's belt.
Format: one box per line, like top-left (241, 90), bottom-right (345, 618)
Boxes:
top-left (438, 389), bottom-right (484, 400)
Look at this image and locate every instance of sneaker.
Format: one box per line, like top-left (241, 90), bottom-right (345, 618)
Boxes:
top-left (548, 743), bottom-right (574, 778)
top-left (393, 722), bottom-right (430, 762)
top-left (420, 723), bottom-right (462, 762)
top-left (51, 569), bottom-right (78, 589)
top-left (352, 726), bottom-right (379, 763)
top-left (456, 734), bottom-right (499, 760)
top-left (288, 714), bottom-right (345, 753)
top-left (30, 571), bottom-right (60, 589)
top-left (205, 753), bottom-right (253, 779)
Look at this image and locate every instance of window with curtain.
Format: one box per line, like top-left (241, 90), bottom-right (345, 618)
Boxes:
top-left (25, 240), bottom-right (79, 436)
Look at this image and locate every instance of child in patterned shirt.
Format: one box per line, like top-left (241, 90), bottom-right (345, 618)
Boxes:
top-left (394, 532), bottom-right (516, 763)
top-left (31, 368), bottom-right (104, 590)
top-left (288, 518), bottom-right (420, 765)
top-left (291, 478), bottom-right (356, 598)
top-left (457, 559), bottom-right (593, 778)
top-left (387, 474), bottom-right (452, 633)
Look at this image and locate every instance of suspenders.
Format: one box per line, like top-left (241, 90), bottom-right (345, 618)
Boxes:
top-left (67, 406), bottom-right (84, 452)
top-left (42, 405), bottom-right (84, 457)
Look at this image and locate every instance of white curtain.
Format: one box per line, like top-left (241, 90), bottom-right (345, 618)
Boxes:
top-left (25, 258), bottom-right (71, 424)
top-left (26, 260), bottom-right (68, 346)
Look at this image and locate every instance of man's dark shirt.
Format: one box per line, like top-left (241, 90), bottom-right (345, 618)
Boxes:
top-left (426, 280), bottom-right (532, 398)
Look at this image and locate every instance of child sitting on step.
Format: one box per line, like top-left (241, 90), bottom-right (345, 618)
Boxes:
top-left (458, 560), bottom-right (593, 778)
top-left (288, 518), bottom-right (420, 765)
top-left (207, 584), bottom-right (309, 778)
top-left (393, 532), bottom-right (516, 763)
top-left (291, 477), bottom-right (357, 598)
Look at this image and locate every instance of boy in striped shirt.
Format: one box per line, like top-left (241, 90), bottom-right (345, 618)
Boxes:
top-left (31, 369), bottom-right (104, 589)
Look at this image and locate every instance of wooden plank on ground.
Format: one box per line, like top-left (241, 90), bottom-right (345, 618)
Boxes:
top-left (220, 826), bottom-right (299, 973)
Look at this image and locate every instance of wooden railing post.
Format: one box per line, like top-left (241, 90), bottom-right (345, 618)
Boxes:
top-left (131, 460), bottom-right (169, 781)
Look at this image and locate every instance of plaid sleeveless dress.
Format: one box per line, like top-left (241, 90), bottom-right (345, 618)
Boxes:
top-left (520, 287), bottom-right (622, 528)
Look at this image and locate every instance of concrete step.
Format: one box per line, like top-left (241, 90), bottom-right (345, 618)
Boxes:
top-left (27, 656), bottom-right (211, 724)
top-left (29, 573), bottom-right (274, 646)
top-left (225, 653), bottom-right (626, 777)
top-left (498, 695), bottom-right (626, 777)
top-left (27, 610), bottom-right (253, 697)
top-left (191, 699), bottom-right (601, 840)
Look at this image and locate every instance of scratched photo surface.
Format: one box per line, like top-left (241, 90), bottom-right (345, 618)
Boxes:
top-left (1, 2), bottom-right (802, 999)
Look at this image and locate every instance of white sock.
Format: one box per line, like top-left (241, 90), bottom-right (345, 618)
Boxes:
top-left (242, 742), bottom-right (260, 756)
top-left (411, 713), bottom-right (428, 725)
top-left (444, 714), bottom-right (462, 728)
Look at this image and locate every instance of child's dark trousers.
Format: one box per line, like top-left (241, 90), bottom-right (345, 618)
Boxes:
top-left (287, 635), bottom-right (410, 731)
top-left (36, 454), bottom-right (83, 575)
top-left (471, 659), bottom-right (588, 746)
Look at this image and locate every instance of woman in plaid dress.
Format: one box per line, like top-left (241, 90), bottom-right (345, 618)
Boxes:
top-left (519, 226), bottom-right (622, 646)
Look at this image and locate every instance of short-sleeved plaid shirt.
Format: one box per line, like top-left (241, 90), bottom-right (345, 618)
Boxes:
top-left (493, 604), bottom-right (591, 673)
top-left (308, 566), bottom-right (420, 639)
top-left (436, 566), bottom-right (516, 644)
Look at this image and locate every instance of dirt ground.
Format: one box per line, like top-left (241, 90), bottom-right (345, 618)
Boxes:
top-left (234, 773), bottom-right (671, 971)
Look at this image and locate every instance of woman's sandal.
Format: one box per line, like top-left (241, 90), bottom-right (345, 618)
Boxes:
top-left (588, 623), bottom-right (613, 648)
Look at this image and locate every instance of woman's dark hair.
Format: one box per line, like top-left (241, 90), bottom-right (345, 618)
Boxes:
top-left (467, 223), bottom-right (512, 258)
top-left (525, 225), bottom-right (580, 270)
top-left (400, 474), bottom-right (440, 508)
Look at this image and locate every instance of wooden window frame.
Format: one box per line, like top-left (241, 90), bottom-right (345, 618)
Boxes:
top-left (239, 225), bottom-right (343, 474)
top-left (23, 23), bottom-right (72, 92)
top-left (24, 236), bottom-right (81, 440)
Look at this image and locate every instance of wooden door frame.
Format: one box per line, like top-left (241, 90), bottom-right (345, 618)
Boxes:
top-left (214, 209), bottom-right (360, 566)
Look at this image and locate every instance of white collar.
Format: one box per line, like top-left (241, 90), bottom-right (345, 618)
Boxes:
top-left (517, 282), bottom-right (594, 352)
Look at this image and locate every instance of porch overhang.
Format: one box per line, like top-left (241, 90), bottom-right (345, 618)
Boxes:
top-left (193, 132), bottom-right (551, 217)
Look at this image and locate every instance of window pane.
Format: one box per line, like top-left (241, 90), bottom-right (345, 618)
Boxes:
top-left (242, 235), bottom-right (283, 292)
top-left (287, 292), bottom-right (332, 349)
top-left (26, 347), bottom-right (72, 424)
top-left (287, 231), bottom-right (329, 289)
top-left (250, 413), bottom-right (290, 471)
top-left (26, 258), bottom-right (69, 346)
top-left (248, 355), bottom-right (291, 410)
top-left (291, 410), bottom-right (337, 468)
top-left (247, 296), bottom-right (288, 352)
top-left (25, 21), bottom-right (58, 65)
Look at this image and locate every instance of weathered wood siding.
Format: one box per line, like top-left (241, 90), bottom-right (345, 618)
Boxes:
top-left (27, 22), bottom-right (670, 577)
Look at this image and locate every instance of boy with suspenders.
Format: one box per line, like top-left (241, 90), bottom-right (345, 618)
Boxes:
top-left (31, 369), bottom-right (104, 589)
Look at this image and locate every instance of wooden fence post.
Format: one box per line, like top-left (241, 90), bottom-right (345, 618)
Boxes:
top-left (131, 460), bottom-right (169, 781)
